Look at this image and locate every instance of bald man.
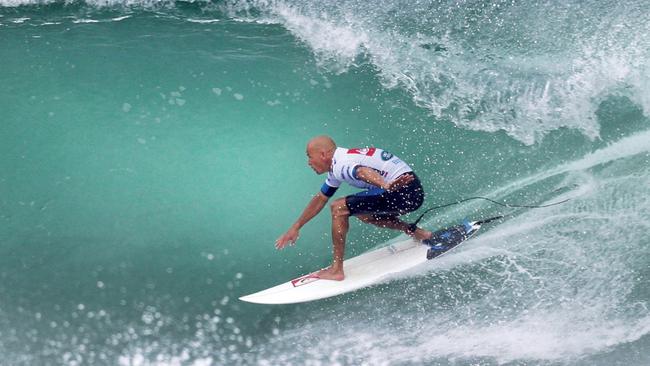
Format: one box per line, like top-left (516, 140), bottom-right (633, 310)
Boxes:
top-left (276, 136), bottom-right (434, 281)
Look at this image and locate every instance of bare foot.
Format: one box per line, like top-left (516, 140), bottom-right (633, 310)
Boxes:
top-left (411, 228), bottom-right (432, 241)
top-left (316, 267), bottom-right (345, 281)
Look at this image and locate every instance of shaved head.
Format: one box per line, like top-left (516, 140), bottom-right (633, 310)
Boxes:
top-left (307, 135), bottom-right (336, 153)
top-left (306, 135), bottom-right (336, 174)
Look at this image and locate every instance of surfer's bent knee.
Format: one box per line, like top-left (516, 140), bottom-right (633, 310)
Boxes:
top-left (330, 198), bottom-right (350, 218)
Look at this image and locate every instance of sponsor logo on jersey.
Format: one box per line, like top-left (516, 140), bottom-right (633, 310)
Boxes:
top-left (381, 150), bottom-right (394, 161)
top-left (347, 147), bottom-right (376, 156)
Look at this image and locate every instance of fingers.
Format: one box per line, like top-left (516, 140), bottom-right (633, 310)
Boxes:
top-left (275, 238), bottom-right (289, 249)
top-left (275, 235), bottom-right (286, 249)
top-left (400, 174), bottom-right (414, 184)
top-left (387, 174), bottom-right (413, 192)
top-left (395, 174), bottom-right (414, 188)
top-left (395, 175), bottom-right (411, 184)
top-left (275, 233), bottom-right (297, 250)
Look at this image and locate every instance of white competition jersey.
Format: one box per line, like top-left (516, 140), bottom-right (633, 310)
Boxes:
top-left (324, 147), bottom-right (413, 190)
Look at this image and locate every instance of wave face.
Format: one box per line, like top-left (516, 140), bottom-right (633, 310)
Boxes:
top-left (1, 0), bottom-right (649, 365)
top-left (2, 0), bottom-right (649, 143)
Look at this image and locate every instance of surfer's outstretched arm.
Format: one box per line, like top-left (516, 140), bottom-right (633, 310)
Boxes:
top-left (276, 192), bottom-right (329, 249)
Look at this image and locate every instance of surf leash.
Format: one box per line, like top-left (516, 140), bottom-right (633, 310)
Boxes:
top-left (408, 196), bottom-right (571, 231)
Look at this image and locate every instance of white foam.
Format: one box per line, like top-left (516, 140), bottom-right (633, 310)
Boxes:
top-left (273, 3), bottom-right (369, 72)
top-left (488, 129), bottom-right (650, 199)
top-left (111, 15), bottom-right (131, 21)
top-left (0, 0), bottom-right (174, 8)
top-left (73, 19), bottom-right (100, 24)
top-left (0, 0), bottom-right (41, 7)
top-left (410, 313), bottom-right (650, 363)
top-left (187, 19), bottom-right (220, 24)
top-left (563, 130), bottom-right (650, 172)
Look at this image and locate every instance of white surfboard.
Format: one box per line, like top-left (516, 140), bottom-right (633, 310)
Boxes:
top-left (239, 217), bottom-right (500, 305)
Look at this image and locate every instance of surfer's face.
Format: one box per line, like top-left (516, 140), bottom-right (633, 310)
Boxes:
top-left (307, 148), bottom-right (328, 174)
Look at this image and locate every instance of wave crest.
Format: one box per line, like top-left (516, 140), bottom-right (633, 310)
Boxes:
top-left (226, 0), bottom-right (650, 144)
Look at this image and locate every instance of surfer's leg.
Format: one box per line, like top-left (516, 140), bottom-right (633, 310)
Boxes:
top-left (316, 198), bottom-right (349, 281)
top-left (356, 214), bottom-right (408, 231)
top-left (356, 215), bottom-right (431, 241)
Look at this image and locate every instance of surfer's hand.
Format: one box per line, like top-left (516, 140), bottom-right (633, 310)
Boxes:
top-left (276, 228), bottom-right (299, 249)
top-left (386, 173), bottom-right (414, 192)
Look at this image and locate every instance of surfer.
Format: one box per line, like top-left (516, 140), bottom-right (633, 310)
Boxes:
top-left (275, 135), bottom-right (434, 281)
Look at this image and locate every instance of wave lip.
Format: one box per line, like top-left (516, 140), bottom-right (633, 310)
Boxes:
top-left (220, 0), bottom-right (650, 145)
top-left (272, 3), bottom-right (368, 72)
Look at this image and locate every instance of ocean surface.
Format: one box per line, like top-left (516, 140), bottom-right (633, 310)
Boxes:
top-left (1, 0), bottom-right (649, 365)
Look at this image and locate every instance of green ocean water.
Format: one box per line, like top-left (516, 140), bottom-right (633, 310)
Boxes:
top-left (1, 1), bottom-right (650, 365)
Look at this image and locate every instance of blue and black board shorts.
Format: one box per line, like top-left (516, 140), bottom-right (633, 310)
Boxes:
top-left (345, 173), bottom-right (424, 218)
